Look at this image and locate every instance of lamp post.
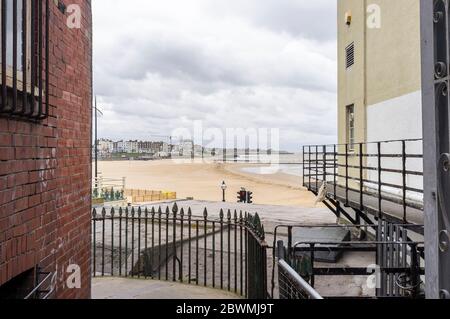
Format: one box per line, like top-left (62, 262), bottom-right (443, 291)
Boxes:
top-left (221, 181), bottom-right (227, 202)
top-left (93, 96), bottom-right (103, 187)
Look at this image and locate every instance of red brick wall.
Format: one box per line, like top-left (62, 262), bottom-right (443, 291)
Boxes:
top-left (0, 0), bottom-right (92, 299)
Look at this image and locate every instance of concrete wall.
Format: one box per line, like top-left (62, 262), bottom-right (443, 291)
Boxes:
top-left (0, 1), bottom-right (92, 299)
top-left (338, 0), bottom-right (422, 144)
top-left (337, 0), bottom-right (423, 195)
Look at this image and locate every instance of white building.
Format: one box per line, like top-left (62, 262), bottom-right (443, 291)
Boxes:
top-left (98, 139), bottom-right (114, 155)
top-left (124, 140), bottom-right (139, 153)
top-left (180, 140), bottom-right (194, 156)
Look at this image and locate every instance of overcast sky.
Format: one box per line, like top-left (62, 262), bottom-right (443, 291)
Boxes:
top-left (93, 0), bottom-right (337, 151)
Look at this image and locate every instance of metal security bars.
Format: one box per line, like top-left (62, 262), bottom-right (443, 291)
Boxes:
top-left (0, 0), bottom-right (49, 120)
top-left (92, 204), bottom-right (269, 299)
top-left (272, 224), bottom-right (425, 299)
top-left (303, 139), bottom-right (424, 227)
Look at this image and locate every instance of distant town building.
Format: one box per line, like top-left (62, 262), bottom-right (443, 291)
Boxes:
top-left (180, 139), bottom-right (194, 156)
top-left (98, 139), bottom-right (114, 156)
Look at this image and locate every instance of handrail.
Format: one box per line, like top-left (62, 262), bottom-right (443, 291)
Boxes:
top-left (278, 259), bottom-right (323, 300)
top-left (302, 138), bottom-right (423, 148)
top-left (24, 272), bottom-right (54, 300)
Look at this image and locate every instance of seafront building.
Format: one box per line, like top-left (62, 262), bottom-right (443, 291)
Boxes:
top-left (338, 0), bottom-right (422, 146)
top-left (337, 0), bottom-right (422, 195)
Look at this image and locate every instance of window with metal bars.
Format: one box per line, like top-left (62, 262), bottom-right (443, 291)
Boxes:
top-left (0, 0), bottom-right (49, 120)
top-left (346, 104), bottom-right (355, 151)
top-left (345, 42), bottom-right (354, 69)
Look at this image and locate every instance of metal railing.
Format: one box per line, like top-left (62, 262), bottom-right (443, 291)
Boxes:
top-left (92, 176), bottom-right (126, 203)
top-left (0, 0), bottom-right (49, 120)
top-left (277, 242), bottom-right (323, 300)
top-left (92, 204), bottom-right (269, 299)
top-left (303, 139), bottom-right (424, 225)
top-left (271, 224), bottom-right (425, 299)
top-left (24, 267), bottom-right (55, 300)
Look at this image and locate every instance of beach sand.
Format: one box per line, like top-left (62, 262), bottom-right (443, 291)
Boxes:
top-left (97, 160), bottom-right (318, 207)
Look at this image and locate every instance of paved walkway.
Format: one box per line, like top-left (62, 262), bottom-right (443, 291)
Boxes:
top-left (92, 277), bottom-right (241, 299)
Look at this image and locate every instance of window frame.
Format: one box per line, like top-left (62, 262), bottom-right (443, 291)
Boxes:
top-left (0, 0), bottom-right (34, 94)
top-left (346, 104), bottom-right (355, 152)
top-left (0, 0), bottom-right (48, 120)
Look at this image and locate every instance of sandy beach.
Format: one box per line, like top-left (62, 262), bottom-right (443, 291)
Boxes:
top-left (97, 160), bottom-right (318, 207)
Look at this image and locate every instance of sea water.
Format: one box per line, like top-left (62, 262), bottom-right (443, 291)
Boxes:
top-left (240, 164), bottom-right (303, 177)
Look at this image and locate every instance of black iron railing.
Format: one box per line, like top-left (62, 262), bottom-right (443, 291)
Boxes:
top-left (272, 224), bottom-right (425, 299)
top-left (0, 0), bottom-right (49, 120)
top-left (92, 204), bottom-right (269, 299)
top-left (303, 139), bottom-right (424, 225)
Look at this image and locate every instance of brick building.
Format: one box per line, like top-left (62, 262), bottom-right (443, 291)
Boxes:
top-left (0, 0), bottom-right (92, 299)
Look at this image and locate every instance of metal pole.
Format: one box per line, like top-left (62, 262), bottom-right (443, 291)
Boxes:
top-left (94, 96), bottom-right (98, 185)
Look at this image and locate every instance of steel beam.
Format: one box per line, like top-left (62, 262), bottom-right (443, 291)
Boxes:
top-left (420, 0), bottom-right (450, 299)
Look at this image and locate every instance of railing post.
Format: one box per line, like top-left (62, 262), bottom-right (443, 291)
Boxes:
top-left (308, 146), bottom-right (312, 190)
top-left (92, 209), bottom-right (97, 277)
top-left (204, 208), bottom-right (209, 286)
top-left (144, 208), bottom-right (148, 279)
top-left (322, 145), bottom-right (327, 184)
top-left (227, 210), bottom-right (232, 291)
top-left (277, 240), bottom-right (285, 260)
top-left (310, 243), bottom-right (316, 288)
top-left (111, 208), bottom-right (115, 277)
top-left (101, 208), bottom-right (106, 277)
top-left (131, 208), bottom-right (135, 278)
top-left (287, 226), bottom-right (293, 260)
top-left (180, 208), bottom-right (184, 283)
top-left (220, 210), bottom-right (224, 290)
top-left (173, 206), bottom-right (178, 282)
top-left (402, 140), bottom-right (407, 223)
top-left (345, 144), bottom-right (349, 206)
top-left (119, 208), bottom-right (123, 276)
top-left (334, 144), bottom-right (337, 200)
top-left (136, 208), bottom-right (141, 278)
top-left (315, 146), bottom-right (319, 191)
top-left (378, 142), bottom-right (382, 219)
top-left (410, 243), bottom-right (420, 298)
top-left (359, 143), bottom-right (364, 211)
top-left (302, 146), bottom-right (305, 187)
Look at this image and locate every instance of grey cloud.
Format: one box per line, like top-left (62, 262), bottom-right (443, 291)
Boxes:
top-left (93, 0), bottom-right (338, 151)
top-left (204, 0), bottom-right (337, 41)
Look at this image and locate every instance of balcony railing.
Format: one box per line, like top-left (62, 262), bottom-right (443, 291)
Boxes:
top-left (303, 139), bottom-right (424, 226)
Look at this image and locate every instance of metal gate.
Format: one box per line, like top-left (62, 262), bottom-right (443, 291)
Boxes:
top-left (92, 204), bottom-right (268, 299)
top-left (272, 223), bottom-right (425, 299)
